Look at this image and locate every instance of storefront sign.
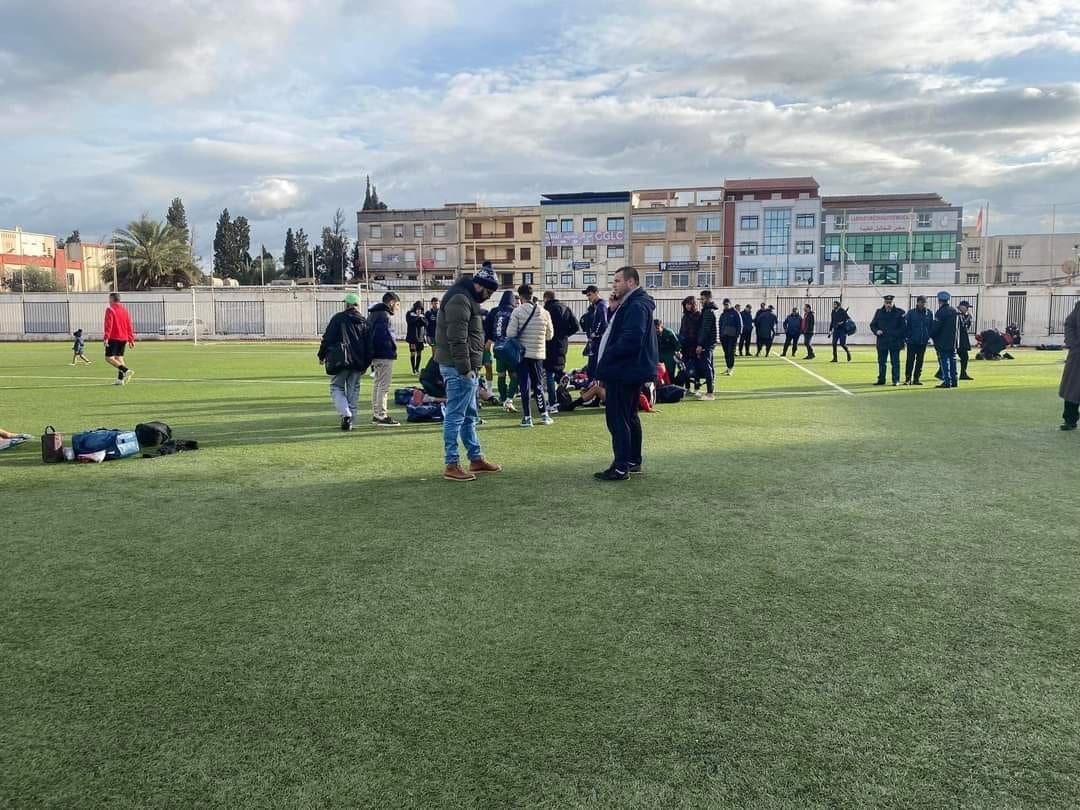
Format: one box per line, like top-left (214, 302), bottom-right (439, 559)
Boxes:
top-left (543, 230), bottom-right (625, 247)
top-left (571, 261), bottom-right (592, 270)
top-left (844, 211), bottom-right (957, 233)
top-left (658, 260), bottom-right (700, 272)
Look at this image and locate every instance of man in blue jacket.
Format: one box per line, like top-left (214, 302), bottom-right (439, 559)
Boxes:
top-left (424, 297), bottom-right (439, 346)
top-left (903, 295), bottom-right (933, 385)
top-left (781, 308), bottom-right (801, 357)
top-left (738, 304), bottom-right (754, 356)
top-left (754, 304), bottom-right (778, 356)
top-left (718, 298), bottom-right (743, 376)
top-left (582, 284), bottom-right (609, 381)
top-left (932, 290), bottom-right (960, 388)
top-left (368, 291), bottom-right (401, 426)
top-left (594, 266), bottom-right (659, 481)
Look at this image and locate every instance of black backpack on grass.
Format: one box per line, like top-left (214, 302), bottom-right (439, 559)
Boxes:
top-left (135, 421), bottom-right (172, 448)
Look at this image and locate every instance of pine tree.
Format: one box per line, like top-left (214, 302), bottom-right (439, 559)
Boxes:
top-left (283, 228), bottom-right (299, 278)
top-left (362, 176), bottom-right (373, 211)
top-left (234, 216), bottom-right (252, 272)
top-left (166, 198), bottom-right (189, 234)
top-left (213, 209), bottom-right (232, 277)
top-left (295, 228), bottom-right (311, 278)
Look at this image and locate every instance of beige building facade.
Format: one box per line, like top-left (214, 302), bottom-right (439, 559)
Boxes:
top-left (629, 187), bottom-right (726, 291)
top-left (460, 204), bottom-right (541, 289)
top-left (961, 227), bottom-right (1080, 285)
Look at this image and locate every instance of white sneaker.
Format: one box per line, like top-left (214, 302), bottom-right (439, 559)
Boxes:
top-left (112, 379), bottom-right (124, 386)
top-left (503, 399), bottom-right (517, 413)
top-left (723, 368), bottom-right (733, 376)
top-left (700, 393), bottom-right (715, 401)
top-left (122, 369), bottom-right (134, 384)
top-left (520, 417), bottom-right (533, 428)
top-left (547, 404), bottom-right (559, 414)
top-left (540, 413), bottom-right (554, 425)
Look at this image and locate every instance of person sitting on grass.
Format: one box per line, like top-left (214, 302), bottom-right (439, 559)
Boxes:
top-left (0, 428), bottom-right (33, 451)
top-left (655, 319), bottom-right (680, 383)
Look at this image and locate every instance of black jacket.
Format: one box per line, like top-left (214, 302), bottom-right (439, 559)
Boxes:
top-left (870, 305), bottom-right (907, 349)
top-left (405, 310), bottom-right (426, 344)
top-left (829, 307), bottom-right (849, 333)
top-left (318, 307), bottom-right (370, 372)
top-left (367, 302), bottom-right (397, 360)
top-left (719, 307), bottom-right (743, 339)
top-left (596, 288), bottom-right (659, 385)
top-left (932, 303), bottom-right (959, 351)
top-left (783, 314), bottom-right (802, 337)
top-left (958, 311), bottom-right (972, 352)
top-left (699, 302), bottom-right (718, 350)
top-left (740, 309), bottom-right (754, 333)
top-left (679, 310), bottom-right (701, 352)
top-left (754, 309), bottom-right (778, 337)
top-left (544, 298), bottom-right (579, 372)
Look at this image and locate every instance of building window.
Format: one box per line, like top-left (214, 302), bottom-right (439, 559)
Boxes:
top-left (434, 248), bottom-right (447, 264)
top-left (675, 218), bottom-right (687, 232)
top-left (762, 269), bottom-right (789, 287)
top-left (698, 245), bottom-right (718, 262)
top-left (669, 244), bottom-right (691, 261)
top-left (1007, 244), bottom-right (1022, 259)
top-left (404, 249), bottom-right (416, 264)
top-left (763, 209), bottom-right (792, 255)
top-left (414, 224), bottom-right (424, 238)
top-left (833, 214), bottom-right (846, 230)
top-left (545, 273), bottom-right (558, 287)
top-left (583, 245), bottom-right (598, 260)
top-left (582, 272), bottom-right (597, 284)
top-left (522, 222), bottom-right (533, 234)
top-left (561, 219), bottom-right (573, 233)
top-left (607, 245), bottom-right (625, 258)
top-left (795, 241), bottom-right (814, 255)
top-left (870, 264), bottom-right (902, 285)
top-left (545, 219), bottom-right (558, 233)
top-left (914, 264), bottom-right (930, 280)
top-left (796, 214), bottom-right (815, 229)
top-left (793, 268), bottom-right (813, 284)
top-left (632, 217), bottom-right (666, 233)
top-left (476, 248), bottom-right (485, 262)
top-left (645, 273), bottom-right (663, 289)
top-left (738, 269), bottom-right (758, 284)
top-left (520, 247), bottom-right (531, 261)
top-left (738, 242), bottom-right (759, 256)
top-left (546, 245), bottom-right (558, 259)
top-left (739, 216), bottom-right (759, 230)
top-left (370, 225), bottom-right (382, 239)
top-left (670, 271), bottom-right (690, 287)
top-left (583, 218), bottom-right (597, 232)
top-left (967, 247), bottom-right (980, 262)
top-left (697, 215), bottom-right (721, 232)
top-left (371, 249), bottom-right (383, 263)
top-left (916, 213), bottom-right (933, 228)
top-left (437, 223), bottom-right (450, 238)
top-left (561, 272), bottom-right (574, 287)
top-left (505, 248), bottom-right (515, 262)
top-left (393, 224), bottom-right (404, 238)
top-left (522, 272), bottom-right (534, 285)
top-left (607, 217), bottom-right (624, 231)
top-left (697, 271), bottom-right (716, 287)
top-left (606, 272), bottom-right (616, 285)
top-left (561, 246), bottom-right (574, 260)
top-left (824, 233), bottom-right (956, 262)
top-left (644, 245), bottom-right (664, 263)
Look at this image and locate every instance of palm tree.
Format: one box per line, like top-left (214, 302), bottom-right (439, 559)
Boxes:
top-left (104, 218), bottom-right (199, 290)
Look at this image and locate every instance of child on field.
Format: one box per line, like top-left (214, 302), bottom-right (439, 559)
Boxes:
top-left (71, 329), bottom-right (92, 365)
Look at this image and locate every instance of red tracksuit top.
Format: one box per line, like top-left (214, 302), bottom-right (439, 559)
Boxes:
top-left (103, 303), bottom-right (136, 343)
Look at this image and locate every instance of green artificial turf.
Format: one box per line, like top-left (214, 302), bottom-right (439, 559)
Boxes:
top-left (1, 341), bottom-right (1078, 808)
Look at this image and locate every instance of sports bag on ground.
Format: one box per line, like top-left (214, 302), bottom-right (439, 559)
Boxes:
top-left (406, 404), bottom-right (443, 423)
top-left (394, 388), bottom-right (416, 406)
top-left (72, 428), bottom-right (141, 459)
top-left (41, 426), bottom-right (65, 463)
top-left (135, 421), bottom-right (172, 448)
top-left (657, 385), bottom-right (687, 403)
top-left (493, 305), bottom-right (537, 366)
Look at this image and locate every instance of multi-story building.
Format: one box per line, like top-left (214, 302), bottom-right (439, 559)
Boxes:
top-left (723, 177), bottom-right (822, 289)
top-left (460, 204), bottom-right (541, 289)
top-left (960, 226), bottom-right (1080, 285)
top-left (539, 192), bottom-right (631, 291)
top-left (821, 194), bottom-right (962, 287)
top-left (64, 241), bottom-right (113, 291)
top-left (0, 226), bottom-right (110, 291)
top-left (357, 206), bottom-right (463, 288)
top-left (629, 187), bottom-right (726, 291)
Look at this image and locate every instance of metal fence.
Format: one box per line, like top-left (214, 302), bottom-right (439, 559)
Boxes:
top-left (1049, 294), bottom-right (1079, 335)
top-left (776, 296), bottom-right (833, 335)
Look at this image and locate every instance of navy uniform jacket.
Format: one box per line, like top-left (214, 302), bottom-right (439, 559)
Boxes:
top-left (596, 288), bottom-right (659, 385)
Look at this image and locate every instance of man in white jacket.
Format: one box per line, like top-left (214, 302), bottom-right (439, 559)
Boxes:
top-left (506, 283), bottom-right (555, 427)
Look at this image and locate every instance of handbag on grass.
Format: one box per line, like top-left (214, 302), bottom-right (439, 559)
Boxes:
top-left (41, 426), bottom-right (64, 463)
top-left (494, 304), bottom-right (537, 366)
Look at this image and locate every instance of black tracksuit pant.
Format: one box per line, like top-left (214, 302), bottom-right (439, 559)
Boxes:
top-left (738, 330), bottom-right (752, 355)
top-left (905, 343), bottom-right (928, 382)
top-left (782, 335), bottom-right (799, 356)
top-left (756, 333), bottom-right (774, 356)
top-left (605, 381), bottom-right (643, 471)
top-left (721, 335), bottom-right (737, 370)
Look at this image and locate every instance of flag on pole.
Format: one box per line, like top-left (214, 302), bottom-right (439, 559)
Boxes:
top-left (974, 206), bottom-right (984, 236)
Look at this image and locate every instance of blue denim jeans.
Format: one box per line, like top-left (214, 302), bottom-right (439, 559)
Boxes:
top-left (440, 365), bottom-right (482, 465)
top-left (937, 349), bottom-right (958, 387)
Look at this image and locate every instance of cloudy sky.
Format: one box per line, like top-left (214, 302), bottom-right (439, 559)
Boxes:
top-left (2, 0), bottom-right (1080, 266)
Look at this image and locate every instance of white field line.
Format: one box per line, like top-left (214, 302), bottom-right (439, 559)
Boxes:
top-left (0, 374), bottom-right (324, 386)
top-left (778, 357), bottom-right (855, 397)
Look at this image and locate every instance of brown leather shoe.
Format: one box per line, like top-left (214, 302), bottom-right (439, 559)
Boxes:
top-left (444, 463), bottom-right (476, 481)
top-left (468, 458), bottom-right (502, 473)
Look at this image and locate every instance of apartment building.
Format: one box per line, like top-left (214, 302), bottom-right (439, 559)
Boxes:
top-left (629, 187), bottom-right (726, 291)
top-left (0, 226), bottom-right (110, 290)
top-left (724, 177), bottom-right (822, 288)
top-left (539, 192), bottom-right (631, 291)
top-left (460, 204), bottom-right (541, 289)
top-left (357, 206), bottom-right (463, 287)
top-left (961, 226), bottom-right (1080, 285)
top-left (822, 194), bottom-right (962, 286)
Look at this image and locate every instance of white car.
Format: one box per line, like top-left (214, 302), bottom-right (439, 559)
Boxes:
top-left (163, 318), bottom-right (207, 336)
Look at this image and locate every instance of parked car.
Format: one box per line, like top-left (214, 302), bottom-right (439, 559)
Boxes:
top-left (163, 318), bottom-right (207, 336)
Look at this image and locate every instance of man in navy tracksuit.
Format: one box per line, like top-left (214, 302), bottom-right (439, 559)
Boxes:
top-left (594, 266), bottom-right (658, 481)
top-left (754, 304), bottom-right (778, 356)
top-left (781, 308), bottom-right (801, 356)
top-left (903, 295), bottom-right (933, 385)
top-left (424, 297), bottom-right (439, 346)
top-left (829, 301), bottom-right (851, 362)
top-left (582, 284), bottom-right (608, 381)
top-left (718, 298), bottom-right (743, 376)
top-left (738, 304), bottom-right (754, 356)
top-left (485, 289), bottom-right (519, 406)
top-left (697, 291), bottom-right (718, 399)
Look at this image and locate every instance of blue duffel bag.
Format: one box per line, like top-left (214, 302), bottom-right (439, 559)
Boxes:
top-left (394, 388), bottom-right (416, 406)
top-left (72, 428), bottom-right (141, 459)
top-left (406, 404), bottom-right (443, 423)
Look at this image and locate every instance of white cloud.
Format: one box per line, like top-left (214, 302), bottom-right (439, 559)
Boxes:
top-left (244, 178), bottom-right (304, 217)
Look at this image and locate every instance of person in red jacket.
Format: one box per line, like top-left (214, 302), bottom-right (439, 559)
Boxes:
top-left (103, 292), bottom-right (136, 385)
